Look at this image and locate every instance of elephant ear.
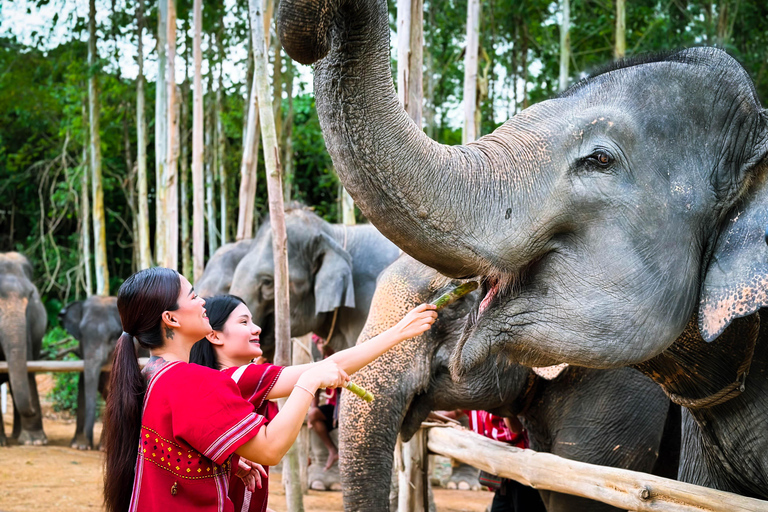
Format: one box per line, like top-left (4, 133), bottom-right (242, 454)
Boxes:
top-left (699, 125), bottom-right (768, 341)
top-left (313, 233), bottom-right (355, 315)
top-left (59, 301), bottom-right (84, 341)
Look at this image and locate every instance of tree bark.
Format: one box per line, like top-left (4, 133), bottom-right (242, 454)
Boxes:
top-left (155, 0), bottom-right (168, 267)
top-left (559, 0), bottom-right (570, 92)
top-left (615, 0), bottom-right (625, 59)
top-left (397, 0), bottom-right (423, 126)
top-left (88, 0), bottom-right (109, 296)
top-left (462, 0), bottom-right (480, 144)
top-left (205, 70), bottom-right (218, 257)
top-left (282, 56), bottom-right (294, 203)
top-left (217, 28), bottom-right (228, 245)
top-left (136, 0), bottom-right (152, 269)
top-left (166, 0), bottom-right (179, 269)
top-left (80, 102), bottom-right (93, 296)
top-left (181, 23), bottom-right (191, 277)
top-left (192, 0), bottom-right (205, 281)
top-left (250, 0), bottom-right (302, 509)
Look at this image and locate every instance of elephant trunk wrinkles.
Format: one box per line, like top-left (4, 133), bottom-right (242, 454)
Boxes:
top-left (1, 300), bottom-right (34, 417)
top-left (278, 0), bottom-right (547, 278)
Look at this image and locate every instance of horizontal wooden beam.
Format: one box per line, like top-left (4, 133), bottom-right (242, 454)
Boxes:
top-left (427, 426), bottom-right (768, 512)
top-left (0, 358), bottom-right (149, 373)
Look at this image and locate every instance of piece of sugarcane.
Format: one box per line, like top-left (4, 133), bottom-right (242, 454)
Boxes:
top-left (431, 281), bottom-right (480, 310)
top-left (346, 381), bottom-right (374, 402)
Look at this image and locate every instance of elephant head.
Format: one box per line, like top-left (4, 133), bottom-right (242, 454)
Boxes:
top-left (0, 252), bottom-right (47, 445)
top-left (277, 0), bottom-right (768, 370)
top-left (195, 239), bottom-right (255, 297)
top-left (229, 208), bottom-right (355, 360)
top-left (59, 296), bottom-right (122, 449)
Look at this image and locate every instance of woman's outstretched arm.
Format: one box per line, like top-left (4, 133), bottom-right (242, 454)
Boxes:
top-left (266, 303), bottom-right (437, 399)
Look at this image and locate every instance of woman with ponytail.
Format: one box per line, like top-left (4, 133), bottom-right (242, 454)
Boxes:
top-left (104, 268), bottom-right (437, 512)
top-left (189, 293), bottom-right (438, 512)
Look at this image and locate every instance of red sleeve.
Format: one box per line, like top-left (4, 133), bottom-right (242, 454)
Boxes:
top-left (171, 364), bottom-right (267, 465)
top-left (225, 363), bottom-right (284, 409)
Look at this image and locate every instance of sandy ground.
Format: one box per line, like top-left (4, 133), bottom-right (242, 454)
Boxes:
top-left (0, 377), bottom-right (492, 512)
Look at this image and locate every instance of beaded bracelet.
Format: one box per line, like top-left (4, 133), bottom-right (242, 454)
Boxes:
top-left (294, 384), bottom-right (315, 398)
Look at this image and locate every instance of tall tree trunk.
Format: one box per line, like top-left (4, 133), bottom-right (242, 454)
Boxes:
top-left (136, 0), bottom-right (152, 269)
top-left (205, 71), bottom-right (218, 256)
top-left (155, 0), bottom-right (168, 267)
top-left (88, 0), bottom-right (109, 296)
top-left (81, 102), bottom-right (93, 296)
top-left (249, 2), bottom-right (303, 509)
top-left (615, 0), bottom-right (625, 59)
top-left (181, 22), bottom-right (191, 277)
top-left (217, 27), bottom-right (228, 244)
top-left (165, 0), bottom-right (179, 269)
top-left (462, 0), bottom-right (480, 144)
top-left (192, 0), bottom-right (205, 281)
top-left (521, 24), bottom-right (529, 109)
top-left (282, 56), bottom-right (294, 203)
top-left (559, 0), bottom-right (570, 92)
top-left (423, 1), bottom-right (435, 139)
top-left (397, 0), bottom-right (423, 126)
top-left (273, 34), bottom-right (283, 148)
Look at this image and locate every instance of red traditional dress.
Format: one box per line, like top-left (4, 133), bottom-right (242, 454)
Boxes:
top-left (465, 410), bottom-right (527, 448)
top-left (129, 360), bottom-right (267, 512)
top-left (223, 363), bottom-right (284, 512)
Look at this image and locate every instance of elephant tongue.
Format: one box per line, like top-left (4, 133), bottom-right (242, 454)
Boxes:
top-left (479, 278), bottom-right (500, 314)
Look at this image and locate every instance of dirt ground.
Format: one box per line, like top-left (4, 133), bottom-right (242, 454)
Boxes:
top-left (0, 377), bottom-right (492, 512)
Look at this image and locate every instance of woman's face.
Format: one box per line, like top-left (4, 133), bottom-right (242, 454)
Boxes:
top-left (216, 303), bottom-right (263, 365)
top-left (171, 276), bottom-right (211, 339)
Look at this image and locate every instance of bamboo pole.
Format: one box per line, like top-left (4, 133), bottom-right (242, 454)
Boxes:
top-left (0, 359), bottom-right (150, 373)
top-left (427, 427), bottom-right (768, 512)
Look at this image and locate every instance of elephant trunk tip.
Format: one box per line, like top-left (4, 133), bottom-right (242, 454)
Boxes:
top-left (277, 0), bottom-right (335, 65)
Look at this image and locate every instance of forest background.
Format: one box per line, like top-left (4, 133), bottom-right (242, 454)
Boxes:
top-left (2, 0), bottom-right (768, 327)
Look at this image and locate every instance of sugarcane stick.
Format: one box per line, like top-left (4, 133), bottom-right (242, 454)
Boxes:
top-left (346, 381), bottom-right (374, 402)
top-left (432, 281), bottom-right (479, 310)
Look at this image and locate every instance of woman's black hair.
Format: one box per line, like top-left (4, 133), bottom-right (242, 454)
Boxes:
top-left (103, 267), bottom-right (180, 512)
top-left (189, 294), bottom-right (247, 370)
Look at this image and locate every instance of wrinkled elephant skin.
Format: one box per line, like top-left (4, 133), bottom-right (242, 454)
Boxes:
top-left (60, 296), bottom-right (123, 450)
top-left (339, 255), bottom-right (676, 512)
top-left (0, 252), bottom-right (48, 446)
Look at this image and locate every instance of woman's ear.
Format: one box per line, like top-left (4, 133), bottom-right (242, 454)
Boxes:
top-left (162, 311), bottom-right (181, 330)
top-left (206, 331), bottom-right (224, 346)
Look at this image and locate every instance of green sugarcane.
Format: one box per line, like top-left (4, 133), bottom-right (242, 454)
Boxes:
top-left (432, 281), bottom-right (480, 310)
top-left (346, 381), bottom-right (374, 402)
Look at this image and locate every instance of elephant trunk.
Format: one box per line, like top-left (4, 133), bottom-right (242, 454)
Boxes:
top-left (1, 299), bottom-right (35, 418)
top-left (277, 0), bottom-right (552, 278)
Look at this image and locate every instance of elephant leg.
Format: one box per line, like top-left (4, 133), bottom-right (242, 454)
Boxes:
top-left (16, 372), bottom-right (47, 445)
top-left (71, 373), bottom-right (90, 449)
top-left (490, 480), bottom-right (547, 512)
top-left (77, 358), bottom-right (102, 450)
top-left (545, 492), bottom-right (624, 512)
top-left (11, 396), bottom-right (21, 439)
top-left (446, 463), bottom-right (479, 490)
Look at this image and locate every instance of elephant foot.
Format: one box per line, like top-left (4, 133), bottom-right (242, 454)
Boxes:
top-left (70, 434), bottom-right (93, 451)
top-left (310, 480), bottom-right (328, 491)
top-left (17, 429), bottom-right (48, 446)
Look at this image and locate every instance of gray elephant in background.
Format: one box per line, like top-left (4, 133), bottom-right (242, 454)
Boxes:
top-left (340, 255), bottom-right (679, 512)
top-left (59, 296), bottom-right (123, 450)
top-left (229, 206), bottom-right (400, 361)
top-left (195, 239), bottom-right (254, 297)
top-left (0, 252), bottom-right (48, 446)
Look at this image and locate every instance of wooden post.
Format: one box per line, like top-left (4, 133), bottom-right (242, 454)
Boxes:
top-left (165, 0), bottom-right (179, 270)
top-left (136, 0), bottom-right (152, 270)
top-left (396, 431), bottom-right (428, 512)
top-left (559, 0), bottom-right (570, 92)
top-left (615, 0), bottom-right (625, 59)
top-left (427, 427), bottom-right (768, 512)
top-left (192, 0), bottom-right (205, 281)
top-left (293, 334), bottom-right (314, 494)
top-left (155, 0), bottom-right (168, 267)
top-left (249, 0), bottom-right (303, 509)
top-left (462, 0), bottom-right (480, 144)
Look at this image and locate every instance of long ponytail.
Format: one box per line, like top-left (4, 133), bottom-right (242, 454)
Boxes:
top-left (103, 267), bottom-right (180, 512)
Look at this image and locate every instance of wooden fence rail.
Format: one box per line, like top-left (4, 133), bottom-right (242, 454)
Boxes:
top-left (0, 358), bottom-right (149, 373)
top-left (426, 426), bottom-right (768, 512)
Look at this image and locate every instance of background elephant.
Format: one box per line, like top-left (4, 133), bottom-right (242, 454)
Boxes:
top-left (59, 296), bottom-right (122, 450)
top-left (277, 0), bottom-right (768, 497)
top-left (195, 238), bottom-right (254, 297)
top-left (0, 252), bottom-right (48, 446)
top-left (340, 255), bottom-right (678, 512)
top-left (229, 206), bottom-right (400, 361)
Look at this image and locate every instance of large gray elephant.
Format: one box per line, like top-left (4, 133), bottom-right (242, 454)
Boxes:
top-left (59, 296), bottom-right (123, 450)
top-left (0, 252), bottom-right (48, 446)
top-left (277, 0), bottom-right (768, 498)
top-left (340, 255), bottom-right (678, 512)
top-left (195, 239), bottom-right (254, 297)
top-left (229, 206), bottom-right (400, 361)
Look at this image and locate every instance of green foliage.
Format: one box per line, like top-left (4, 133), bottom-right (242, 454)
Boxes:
top-left (41, 326), bottom-right (81, 414)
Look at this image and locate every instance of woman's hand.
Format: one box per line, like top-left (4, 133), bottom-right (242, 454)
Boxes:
top-left (236, 458), bottom-right (268, 492)
top-left (298, 358), bottom-right (350, 392)
top-left (390, 303), bottom-right (438, 341)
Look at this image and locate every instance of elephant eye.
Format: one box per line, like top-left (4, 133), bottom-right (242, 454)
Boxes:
top-left (588, 150), bottom-right (613, 168)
